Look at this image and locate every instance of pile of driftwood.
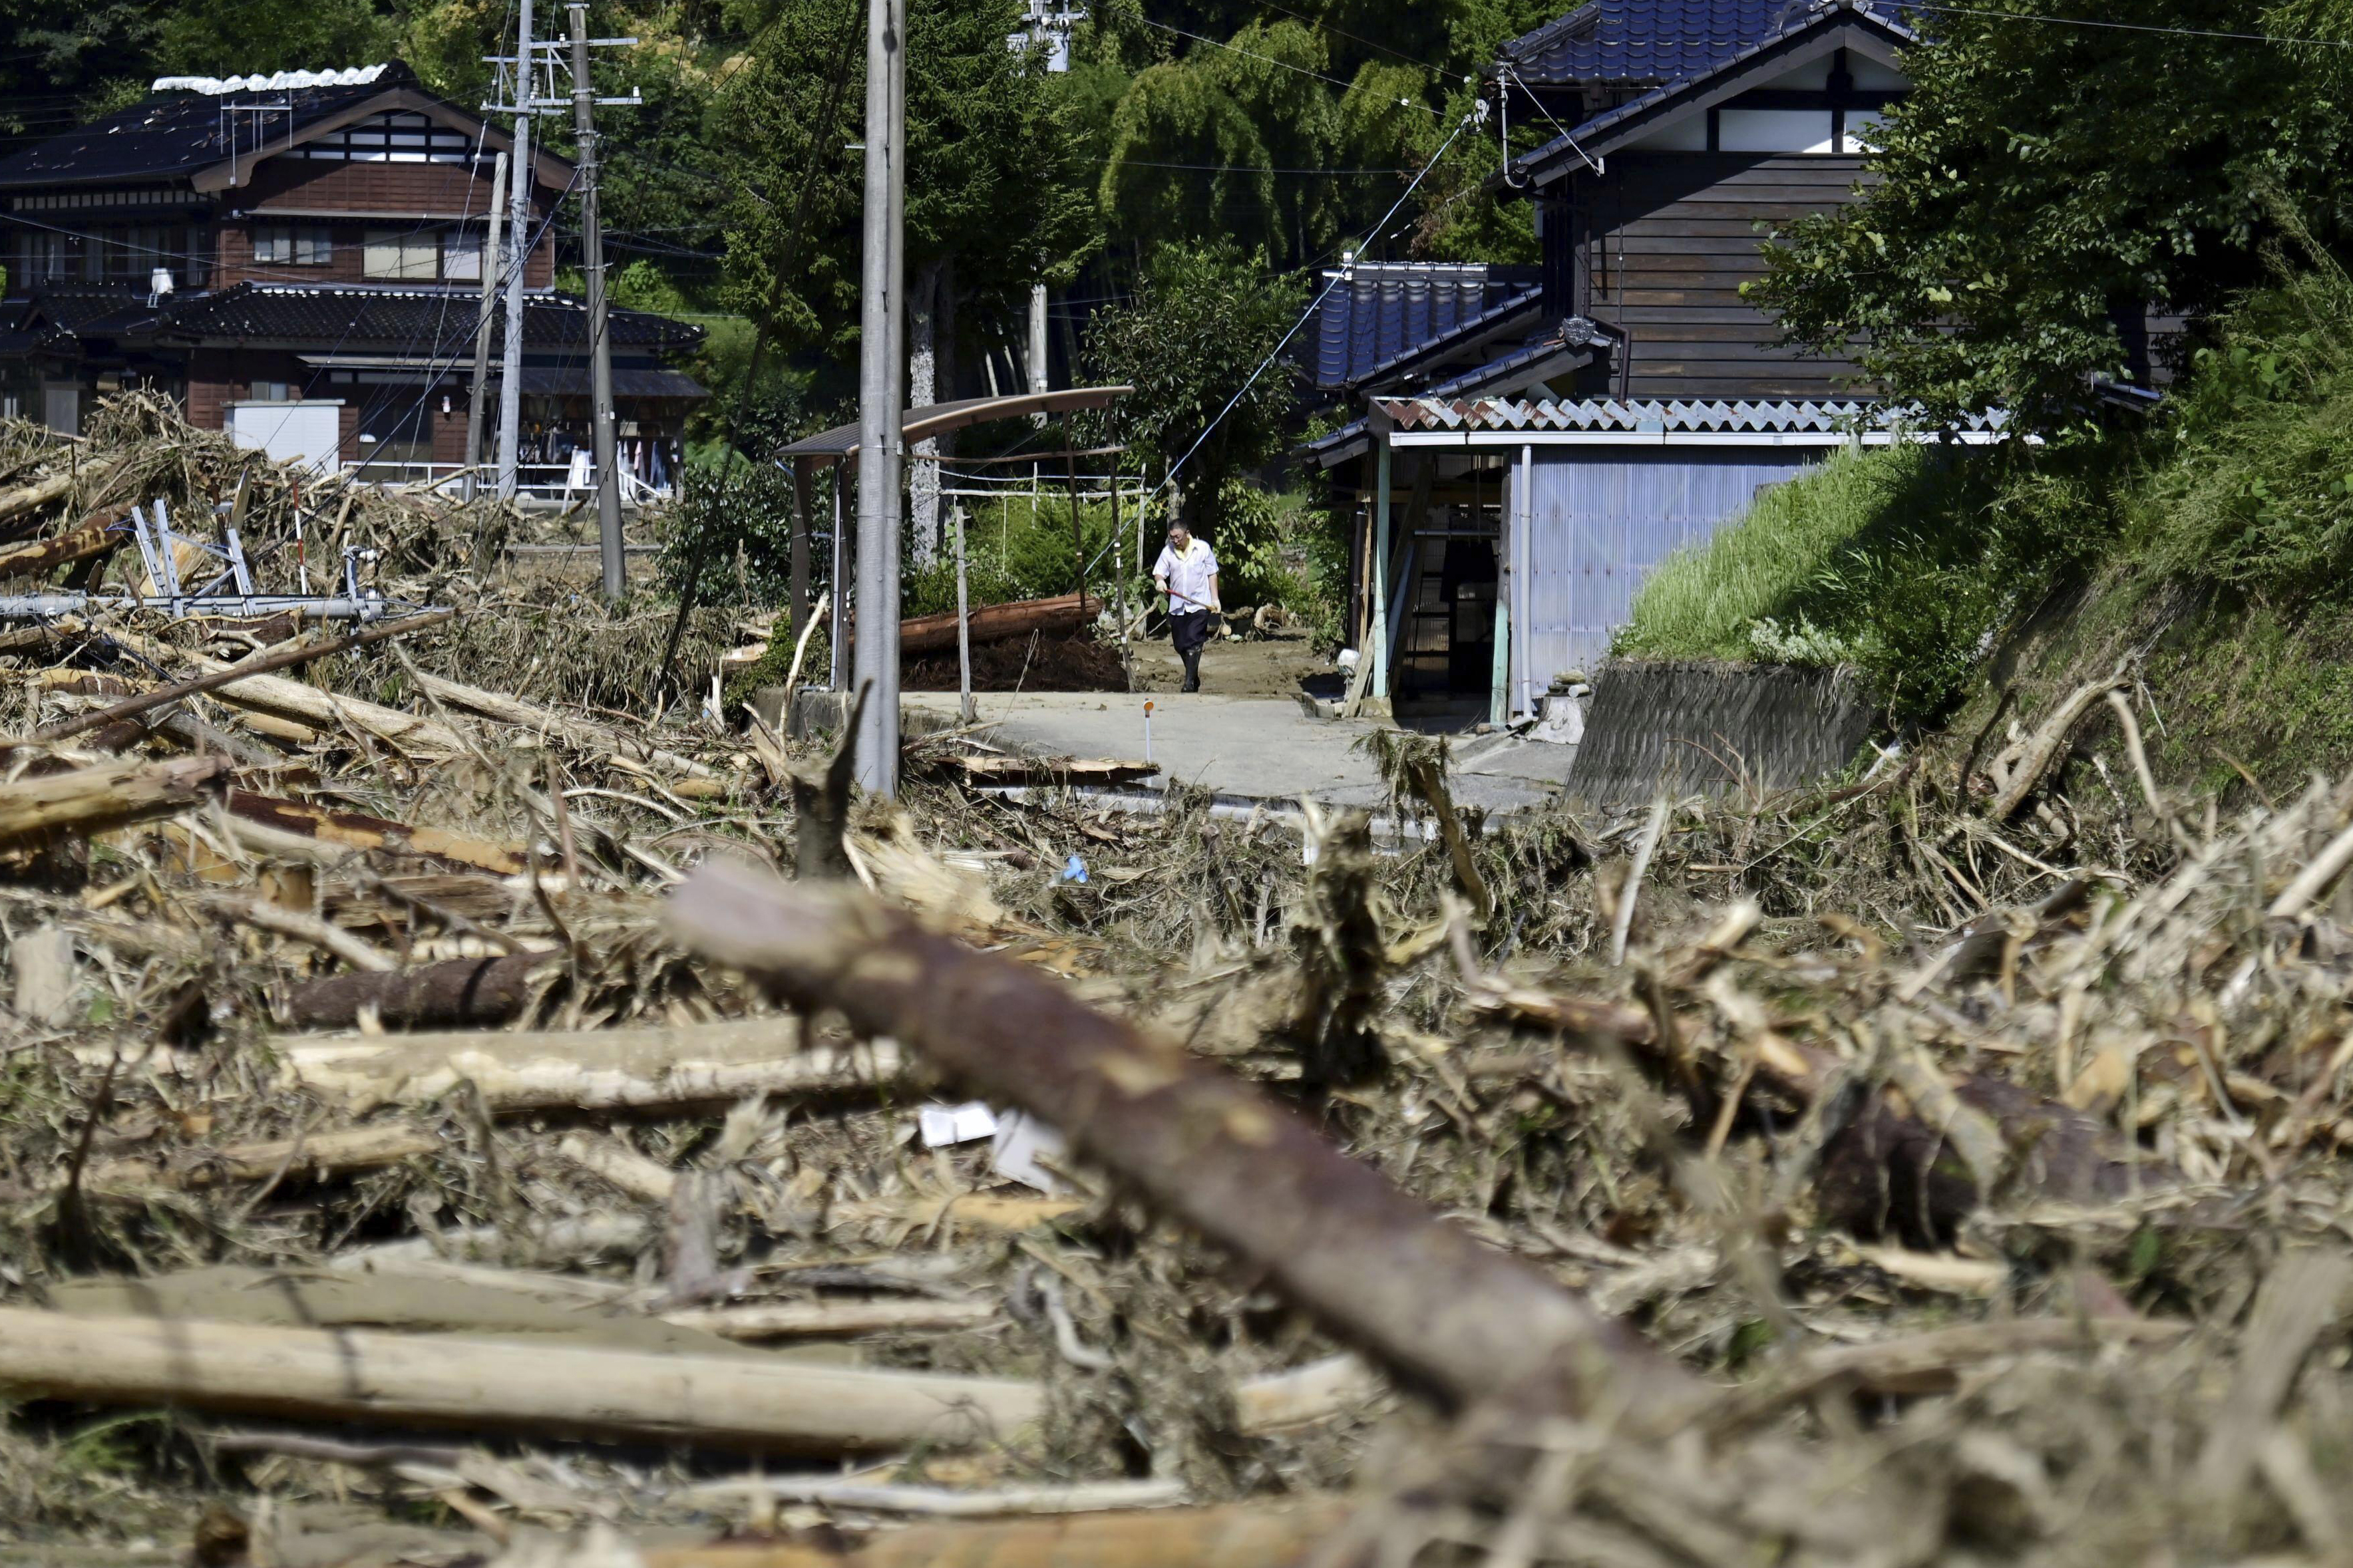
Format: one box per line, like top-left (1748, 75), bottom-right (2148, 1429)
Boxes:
top-left (7, 421), bottom-right (2353, 1565)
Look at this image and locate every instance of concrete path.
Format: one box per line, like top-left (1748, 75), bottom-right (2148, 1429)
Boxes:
top-left (902, 691), bottom-right (1579, 814)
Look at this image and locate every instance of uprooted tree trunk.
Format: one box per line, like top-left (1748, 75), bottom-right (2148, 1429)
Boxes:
top-left (669, 862), bottom-right (1704, 1430)
top-left (0, 754), bottom-right (230, 846)
top-left (281, 951), bottom-right (558, 1032)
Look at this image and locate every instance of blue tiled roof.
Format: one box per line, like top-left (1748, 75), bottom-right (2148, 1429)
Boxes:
top-left (1313, 263), bottom-right (1542, 390)
top-left (1503, 0), bottom-right (1906, 87)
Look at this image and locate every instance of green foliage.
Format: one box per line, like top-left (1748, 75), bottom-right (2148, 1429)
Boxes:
top-left (901, 492), bottom-right (1130, 617)
top-left (1081, 238), bottom-right (1305, 533)
top-left (2135, 267), bottom-right (2353, 597)
top-left (714, 0), bottom-right (1097, 369)
top-left (1085, 0), bottom-right (1554, 271)
top-left (1619, 444), bottom-right (2113, 721)
top-left (1755, 0), bottom-right (2353, 428)
top-left (657, 456), bottom-right (802, 610)
top-left (151, 0), bottom-right (397, 75)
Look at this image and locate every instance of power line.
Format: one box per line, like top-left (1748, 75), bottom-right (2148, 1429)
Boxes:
top-left (1136, 16), bottom-right (1447, 118)
top-left (1154, 106), bottom-right (1479, 504)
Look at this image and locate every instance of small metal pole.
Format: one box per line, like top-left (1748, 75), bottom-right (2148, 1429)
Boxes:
top-left (953, 500), bottom-right (975, 726)
top-left (1064, 450), bottom-right (1084, 611)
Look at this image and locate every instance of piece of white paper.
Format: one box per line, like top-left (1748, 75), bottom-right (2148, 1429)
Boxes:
top-left (918, 1100), bottom-right (999, 1147)
top-left (990, 1111), bottom-right (1070, 1193)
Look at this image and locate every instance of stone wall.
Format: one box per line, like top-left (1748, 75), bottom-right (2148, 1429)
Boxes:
top-left (1564, 659), bottom-right (1877, 805)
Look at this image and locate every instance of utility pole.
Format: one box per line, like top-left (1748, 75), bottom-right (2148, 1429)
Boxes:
top-left (1027, 282), bottom-right (1049, 393)
top-left (570, 3), bottom-right (624, 600)
top-left (462, 150), bottom-right (507, 503)
top-left (850, 0), bottom-right (906, 796)
top-left (495, 0), bottom-right (534, 500)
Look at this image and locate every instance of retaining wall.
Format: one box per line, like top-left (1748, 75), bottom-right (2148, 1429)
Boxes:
top-left (1564, 660), bottom-right (1878, 805)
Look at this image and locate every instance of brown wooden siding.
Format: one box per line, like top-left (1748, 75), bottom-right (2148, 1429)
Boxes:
top-left (224, 158), bottom-right (550, 289)
top-left (1569, 152), bottom-right (1878, 402)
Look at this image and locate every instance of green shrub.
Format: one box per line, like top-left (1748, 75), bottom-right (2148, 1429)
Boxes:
top-left (1618, 441), bottom-right (2117, 722)
top-left (2137, 268), bottom-right (2353, 598)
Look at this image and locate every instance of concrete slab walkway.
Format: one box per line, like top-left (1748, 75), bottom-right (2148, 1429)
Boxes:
top-left (902, 691), bottom-right (1578, 814)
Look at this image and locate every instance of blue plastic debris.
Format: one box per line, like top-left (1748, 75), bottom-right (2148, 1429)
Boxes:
top-left (1057, 854), bottom-right (1089, 885)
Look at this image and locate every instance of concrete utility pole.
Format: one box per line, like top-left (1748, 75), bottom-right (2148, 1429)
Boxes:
top-left (850, 0), bottom-right (906, 796)
top-left (496, 0), bottom-right (534, 500)
top-left (462, 149), bottom-right (507, 502)
top-left (569, 3), bottom-right (624, 600)
top-left (1027, 282), bottom-right (1049, 393)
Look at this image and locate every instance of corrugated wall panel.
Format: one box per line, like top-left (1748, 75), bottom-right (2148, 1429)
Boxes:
top-left (1517, 448), bottom-right (1819, 692)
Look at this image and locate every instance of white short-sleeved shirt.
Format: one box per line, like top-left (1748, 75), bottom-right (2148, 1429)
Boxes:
top-left (1153, 538), bottom-right (1218, 614)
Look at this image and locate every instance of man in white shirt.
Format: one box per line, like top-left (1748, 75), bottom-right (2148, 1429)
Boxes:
top-left (1151, 522), bottom-right (1220, 693)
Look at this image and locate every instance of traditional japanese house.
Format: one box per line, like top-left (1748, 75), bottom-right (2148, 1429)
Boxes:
top-left (0, 63), bottom-right (703, 495)
top-left (1310, 0), bottom-right (1957, 718)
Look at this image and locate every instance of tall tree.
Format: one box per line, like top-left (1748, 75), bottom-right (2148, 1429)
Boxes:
top-left (1083, 237), bottom-right (1304, 534)
top-left (1754, 0), bottom-right (2353, 428)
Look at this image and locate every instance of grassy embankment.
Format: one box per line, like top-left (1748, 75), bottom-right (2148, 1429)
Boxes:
top-left (1616, 270), bottom-right (2353, 796)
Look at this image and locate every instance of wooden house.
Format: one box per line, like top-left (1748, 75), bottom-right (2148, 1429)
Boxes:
top-left (1311, 0), bottom-right (1949, 719)
top-left (0, 64), bottom-right (703, 494)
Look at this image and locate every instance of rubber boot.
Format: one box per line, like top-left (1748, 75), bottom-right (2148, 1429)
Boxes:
top-left (1180, 647), bottom-right (1202, 692)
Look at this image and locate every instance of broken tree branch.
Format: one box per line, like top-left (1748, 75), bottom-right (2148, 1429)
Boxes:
top-left (0, 1307), bottom-right (1043, 1454)
top-left (0, 754), bottom-right (230, 845)
top-left (667, 862), bottom-right (1703, 1428)
top-left (34, 609), bottom-right (454, 744)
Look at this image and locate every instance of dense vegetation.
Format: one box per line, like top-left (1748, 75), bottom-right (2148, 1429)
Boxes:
top-left (1615, 0), bottom-right (2353, 784)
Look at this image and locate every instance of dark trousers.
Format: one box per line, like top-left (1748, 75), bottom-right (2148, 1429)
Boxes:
top-left (1169, 609), bottom-right (1210, 691)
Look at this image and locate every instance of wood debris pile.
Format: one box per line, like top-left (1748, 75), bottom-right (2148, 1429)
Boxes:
top-left (2, 421), bottom-right (2353, 1564)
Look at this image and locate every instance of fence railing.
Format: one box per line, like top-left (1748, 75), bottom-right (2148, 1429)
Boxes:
top-left (339, 460), bottom-right (678, 505)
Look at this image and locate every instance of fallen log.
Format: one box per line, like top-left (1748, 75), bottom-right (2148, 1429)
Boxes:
top-left (80, 1123), bottom-right (439, 1195)
top-left (0, 465), bottom-right (103, 535)
top-left (638, 1499), bottom-right (1348, 1568)
top-left (35, 609), bottom-right (453, 744)
top-left (0, 504), bottom-right (128, 581)
top-left (276, 1022), bottom-right (908, 1114)
top-left (668, 863), bottom-right (1704, 1428)
top-left (0, 754), bottom-right (230, 846)
top-left (280, 951), bottom-right (558, 1032)
top-left (112, 630), bottom-right (466, 758)
top-left (900, 591), bottom-right (1089, 656)
top-left (407, 669), bottom-right (717, 779)
top-left (0, 1307), bottom-right (1043, 1454)
top-left (224, 790), bottom-right (525, 875)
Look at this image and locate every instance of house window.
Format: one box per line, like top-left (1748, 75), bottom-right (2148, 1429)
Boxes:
top-left (251, 380), bottom-right (294, 402)
top-left (21, 232), bottom-right (71, 285)
top-left (364, 228), bottom-right (440, 281)
top-left (442, 228), bottom-right (483, 282)
top-left (1842, 109), bottom-right (1887, 153)
top-left (254, 226), bottom-right (331, 265)
top-left (1716, 109), bottom-right (1837, 154)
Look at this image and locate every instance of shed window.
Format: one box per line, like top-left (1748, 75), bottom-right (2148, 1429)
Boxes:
top-left (254, 226), bottom-right (331, 265)
top-left (364, 229), bottom-right (439, 280)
